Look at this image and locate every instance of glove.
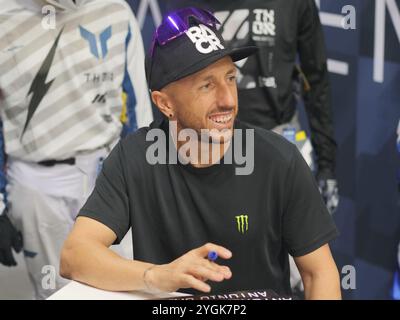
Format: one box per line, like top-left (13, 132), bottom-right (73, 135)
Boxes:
top-left (0, 211), bottom-right (23, 266)
top-left (318, 179), bottom-right (339, 215)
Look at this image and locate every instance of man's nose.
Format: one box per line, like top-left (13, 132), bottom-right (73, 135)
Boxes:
top-left (216, 82), bottom-right (236, 108)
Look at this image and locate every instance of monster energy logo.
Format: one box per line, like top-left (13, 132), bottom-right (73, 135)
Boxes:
top-left (235, 215), bottom-right (249, 234)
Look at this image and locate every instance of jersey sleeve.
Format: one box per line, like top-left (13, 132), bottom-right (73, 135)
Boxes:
top-left (78, 142), bottom-right (130, 244)
top-left (282, 144), bottom-right (339, 257)
top-left (121, 6), bottom-right (153, 135)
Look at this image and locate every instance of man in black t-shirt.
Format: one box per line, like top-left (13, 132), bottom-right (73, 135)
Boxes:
top-left (60, 8), bottom-right (341, 299)
top-left (163, 0), bottom-right (341, 295)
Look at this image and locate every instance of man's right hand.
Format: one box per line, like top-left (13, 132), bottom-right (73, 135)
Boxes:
top-left (0, 212), bottom-right (23, 267)
top-left (144, 243), bottom-right (232, 293)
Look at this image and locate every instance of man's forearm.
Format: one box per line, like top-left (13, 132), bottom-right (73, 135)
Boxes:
top-left (302, 270), bottom-right (342, 300)
top-left (60, 240), bottom-right (154, 292)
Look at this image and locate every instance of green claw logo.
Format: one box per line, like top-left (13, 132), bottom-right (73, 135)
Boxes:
top-left (235, 215), bottom-right (248, 234)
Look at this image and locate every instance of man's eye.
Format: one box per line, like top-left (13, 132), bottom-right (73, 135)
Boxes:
top-left (201, 83), bottom-right (211, 90)
top-left (228, 75), bottom-right (237, 82)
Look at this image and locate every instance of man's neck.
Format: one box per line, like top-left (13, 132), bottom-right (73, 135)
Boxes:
top-left (192, 139), bottom-right (231, 168)
top-left (170, 122), bottom-right (231, 167)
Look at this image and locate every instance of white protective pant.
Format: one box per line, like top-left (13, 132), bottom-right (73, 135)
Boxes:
top-left (6, 145), bottom-right (132, 299)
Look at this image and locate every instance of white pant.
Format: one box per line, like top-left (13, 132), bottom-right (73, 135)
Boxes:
top-left (6, 146), bottom-right (132, 299)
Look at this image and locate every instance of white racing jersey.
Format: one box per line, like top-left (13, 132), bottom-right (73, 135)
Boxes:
top-left (0, 0), bottom-right (152, 162)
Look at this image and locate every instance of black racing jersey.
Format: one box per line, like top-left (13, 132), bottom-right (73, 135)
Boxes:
top-left (79, 119), bottom-right (338, 295)
top-left (164, 0), bottom-right (337, 178)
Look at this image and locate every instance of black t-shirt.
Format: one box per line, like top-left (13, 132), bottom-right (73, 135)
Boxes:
top-left (79, 119), bottom-right (338, 295)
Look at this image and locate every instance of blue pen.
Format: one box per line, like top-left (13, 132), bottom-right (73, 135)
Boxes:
top-left (207, 251), bottom-right (218, 262)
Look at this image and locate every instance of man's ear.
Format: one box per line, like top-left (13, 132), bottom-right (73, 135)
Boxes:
top-left (151, 90), bottom-right (174, 119)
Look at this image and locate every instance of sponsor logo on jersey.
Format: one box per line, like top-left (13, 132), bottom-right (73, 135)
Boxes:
top-left (84, 72), bottom-right (114, 83)
top-left (235, 214), bottom-right (249, 234)
top-left (252, 9), bottom-right (276, 38)
top-left (80, 25), bottom-right (112, 59)
top-left (92, 93), bottom-right (107, 104)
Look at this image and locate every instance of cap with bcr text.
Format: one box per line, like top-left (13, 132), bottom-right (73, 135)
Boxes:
top-left (145, 17), bottom-right (258, 91)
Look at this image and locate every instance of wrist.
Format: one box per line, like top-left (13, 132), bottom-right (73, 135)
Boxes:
top-left (143, 264), bottom-right (164, 294)
top-left (143, 264), bottom-right (155, 290)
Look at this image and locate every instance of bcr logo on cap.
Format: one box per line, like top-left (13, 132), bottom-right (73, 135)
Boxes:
top-left (185, 24), bottom-right (225, 54)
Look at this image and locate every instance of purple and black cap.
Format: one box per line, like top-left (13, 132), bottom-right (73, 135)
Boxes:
top-left (145, 7), bottom-right (258, 91)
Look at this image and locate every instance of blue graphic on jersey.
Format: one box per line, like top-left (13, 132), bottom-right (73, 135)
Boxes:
top-left (79, 25), bottom-right (112, 59)
top-left (99, 26), bottom-right (112, 58)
